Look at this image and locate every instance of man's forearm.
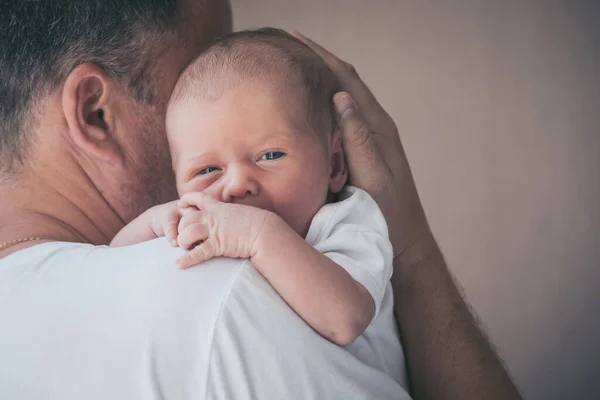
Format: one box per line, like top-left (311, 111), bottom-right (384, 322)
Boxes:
top-left (393, 240), bottom-right (522, 400)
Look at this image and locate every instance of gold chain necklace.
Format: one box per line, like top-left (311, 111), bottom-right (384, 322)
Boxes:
top-left (0, 237), bottom-right (42, 251)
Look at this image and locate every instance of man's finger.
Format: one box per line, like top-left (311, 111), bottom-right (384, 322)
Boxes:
top-left (335, 92), bottom-right (373, 149)
top-left (290, 31), bottom-right (388, 131)
top-left (289, 30), bottom-right (342, 70)
top-left (334, 92), bottom-right (384, 188)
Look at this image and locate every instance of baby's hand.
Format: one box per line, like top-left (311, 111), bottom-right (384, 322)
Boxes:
top-left (176, 192), bottom-right (272, 269)
top-left (148, 201), bottom-right (182, 246)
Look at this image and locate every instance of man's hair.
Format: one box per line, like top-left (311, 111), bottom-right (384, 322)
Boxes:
top-left (0, 0), bottom-right (184, 174)
top-left (170, 28), bottom-right (340, 135)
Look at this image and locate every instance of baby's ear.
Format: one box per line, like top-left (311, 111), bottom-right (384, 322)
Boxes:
top-left (328, 129), bottom-right (348, 194)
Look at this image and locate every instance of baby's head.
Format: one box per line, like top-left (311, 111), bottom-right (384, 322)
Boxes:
top-left (166, 28), bottom-right (347, 236)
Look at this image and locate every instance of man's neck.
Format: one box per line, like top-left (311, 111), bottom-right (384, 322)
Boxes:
top-left (0, 169), bottom-right (125, 249)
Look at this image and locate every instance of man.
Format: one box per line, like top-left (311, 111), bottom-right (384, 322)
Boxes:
top-left (0, 0), bottom-right (521, 399)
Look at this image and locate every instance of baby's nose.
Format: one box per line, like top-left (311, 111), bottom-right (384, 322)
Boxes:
top-left (222, 165), bottom-right (260, 202)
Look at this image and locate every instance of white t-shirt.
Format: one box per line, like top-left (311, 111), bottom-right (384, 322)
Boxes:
top-left (306, 186), bottom-right (407, 386)
top-left (0, 240), bottom-right (411, 399)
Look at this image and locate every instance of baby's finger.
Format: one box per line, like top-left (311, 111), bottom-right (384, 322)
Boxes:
top-left (177, 222), bottom-right (209, 250)
top-left (178, 192), bottom-right (220, 209)
top-left (163, 212), bottom-right (181, 246)
top-left (177, 209), bottom-right (205, 233)
top-left (177, 242), bottom-right (215, 269)
top-left (164, 221), bottom-right (179, 246)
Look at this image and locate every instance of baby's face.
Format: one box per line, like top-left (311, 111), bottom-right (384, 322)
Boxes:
top-left (166, 80), bottom-right (344, 237)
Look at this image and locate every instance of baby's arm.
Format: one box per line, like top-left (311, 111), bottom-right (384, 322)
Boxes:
top-left (176, 192), bottom-right (375, 346)
top-left (251, 215), bottom-right (375, 345)
top-left (110, 201), bottom-right (180, 247)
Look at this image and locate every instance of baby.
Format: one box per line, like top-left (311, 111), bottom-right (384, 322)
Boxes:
top-left (112, 28), bottom-right (406, 385)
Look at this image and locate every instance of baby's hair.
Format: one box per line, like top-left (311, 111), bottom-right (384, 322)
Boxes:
top-left (170, 28), bottom-right (340, 135)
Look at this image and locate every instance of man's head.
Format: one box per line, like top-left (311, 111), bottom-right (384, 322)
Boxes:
top-left (167, 29), bottom-right (347, 236)
top-left (0, 0), bottom-right (232, 223)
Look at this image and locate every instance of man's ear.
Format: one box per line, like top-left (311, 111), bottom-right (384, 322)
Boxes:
top-left (62, 63), bottom-right (124, 165)
top-left (328, 129), bottom-right (348, 194)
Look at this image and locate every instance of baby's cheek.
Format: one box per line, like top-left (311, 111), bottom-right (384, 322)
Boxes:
top-left (178, 180), bottom-right (197, 197)
top-left (276, 182), bottom-right (328, 236)
top-left (179, 178), bottom-right (215, 198)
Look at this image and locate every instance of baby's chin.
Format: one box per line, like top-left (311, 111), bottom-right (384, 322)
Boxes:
top-left (279, 191), bottom-right (335, 238)
top-left (288, 208), bottom-right (325, 239)
top-left (297, 222), bottom-right (312, 239)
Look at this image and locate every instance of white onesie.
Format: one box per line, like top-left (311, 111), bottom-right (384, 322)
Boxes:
top-left (305, 185), bottom-right (407, 387)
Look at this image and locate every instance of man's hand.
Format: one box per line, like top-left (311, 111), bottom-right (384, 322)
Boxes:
top-left (290, 31), bottom-right (436, 268)
top-left (176, 192), bottom-right (272, 269)
top-left (292, 31), bottom-right (523, 400)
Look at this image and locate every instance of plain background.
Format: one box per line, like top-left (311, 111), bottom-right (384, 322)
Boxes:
top-left (232, 1), bottom-right (600, 399)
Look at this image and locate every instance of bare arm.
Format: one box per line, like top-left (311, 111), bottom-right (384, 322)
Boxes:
top-left (110, 201), bottom-right (180, 247)
top-left (293, 32), bottom-right (522, 399)
top-left (176, 193), bottom-right (374, 346)
top-left (251, 213), bottom-right (374, 346)
top-left (393, 237), bottom-right (522, 399)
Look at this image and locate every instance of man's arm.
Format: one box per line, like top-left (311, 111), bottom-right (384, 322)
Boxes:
top-left (393, 233), bottom-right (522, 399)
top-left (292, 31), bottom-right (522, 399)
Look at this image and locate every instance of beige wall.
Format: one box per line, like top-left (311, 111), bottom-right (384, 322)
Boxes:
top-left (232, 1), bottom-right (600, 399)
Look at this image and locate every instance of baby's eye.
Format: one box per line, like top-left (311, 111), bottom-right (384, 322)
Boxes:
top-left (259, 151), bottom-right (286, 161)
top-left (197, 166), bottom-right (220, 175)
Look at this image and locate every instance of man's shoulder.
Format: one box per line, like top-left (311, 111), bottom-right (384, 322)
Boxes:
top-left (0, 240), bottom-right (409, 399)
top-left (1, 238), bottom-right (251, 332)
top-left (206, 263), bottom-right (408, 399)
top-left (0, 239), bottom-right (256, 399)
top-left (74, 238), bottom-right (250, 309)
